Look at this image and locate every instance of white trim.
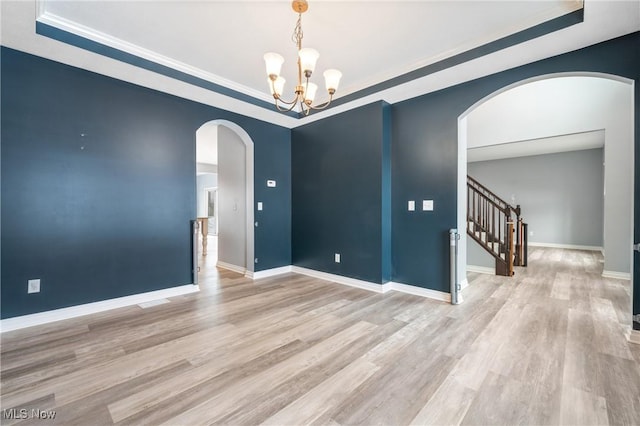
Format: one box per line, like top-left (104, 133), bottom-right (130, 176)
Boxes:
top-left (628, 329), bottom-right (640, 345)
top-left (528, 242), bottom-right (603, 251)
top-left (291, 266), bottom-right (391, 294)
top-left (460, 278), bottom-right (470, 290)
top-left (251, 266), bottom-right (293, 280)
top-left (467, 265), bottom-right (495, 275)
top-left (289, 266), bottom-right (452, 303)
top-left (601, 270), bottom-right (631, 280)
top-left (388, 282), bottom-right (451, 303)
top-left (216, 261), bottom-right (246, 275)
top-left (0, 284), bottom-right (199, 333)
top-left (35, 11), bottom-right (273, 105)
top-left (198, 120), bottom-right (254, 274)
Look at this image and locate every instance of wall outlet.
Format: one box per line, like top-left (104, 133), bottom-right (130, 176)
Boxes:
top-left (335, 253), bottom-right (341, 263)
top-left (408, 200), bottom-right (415, 211)
top-left (422, 200), bottom-right (434, 211)
top-left (28, 279), bottom-right (40, 294)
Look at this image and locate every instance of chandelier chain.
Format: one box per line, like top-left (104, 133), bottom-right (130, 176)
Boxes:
top-left (291, 13), bottom-right (303, 49)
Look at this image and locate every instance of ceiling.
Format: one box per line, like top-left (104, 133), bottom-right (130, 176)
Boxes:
top-left (467, 130), bottom-right (605, 163)
top-left (1, 1), bottom-right (639, 127)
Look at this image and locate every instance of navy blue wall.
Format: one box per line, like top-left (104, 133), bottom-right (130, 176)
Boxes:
top-left (392, 32), bottom-right (639, 297)
top-left (1, 47), bottom-right (291, 319)
top-left (291, 102), bottom-right (391, 284)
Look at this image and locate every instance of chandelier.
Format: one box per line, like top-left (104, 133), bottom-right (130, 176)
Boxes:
top-left (264, 0), bottom-right (342, 115)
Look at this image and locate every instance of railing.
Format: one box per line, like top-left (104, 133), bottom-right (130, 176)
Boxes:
top-left (467, 176), bottom-right (527, 276)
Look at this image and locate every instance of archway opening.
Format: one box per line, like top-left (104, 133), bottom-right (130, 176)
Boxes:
top-left (196, 120), bottom-right (255, 280)
top-left (457, 73), bottom-right (634, 290)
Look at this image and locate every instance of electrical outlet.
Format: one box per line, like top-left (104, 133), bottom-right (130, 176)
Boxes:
top-left (335, 253), bottom-right (341, 263)
top-left (28, 279), bottom-right (40, 294)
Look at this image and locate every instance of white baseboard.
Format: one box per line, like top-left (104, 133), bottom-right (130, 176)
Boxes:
top-left (602, 270), bottom-right (631, 280)
top-left (252, 266), bottom-right (293, 280)
top-left (291, 266), bottom-right (391, 293)
top-left (388, 281), bottom-right (451, 303)
top-left (528, 242), bottom-right (603, 251)
top-left (467, 265), bottom-right (495, 275)
top-left (216, 261), bottom-right (246, 275)
top-left (626, 328), bottom-right (640, 345)
top-left (290, 266), bottom-right (451, 303)
top-left (460, 278), bottom-right (469, 290)
top-left (0, 284), bottom-right (199, 333)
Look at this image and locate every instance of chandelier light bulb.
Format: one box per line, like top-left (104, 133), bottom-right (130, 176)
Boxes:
top-left (323, 69), bottom-right (342, 94)
top-left (304, 82), bottom-right (318, 104)
top-left (264, 52), bottom-right (284, 79)
top-left (298, 48), bottom-right (319, 76)
top-left (267, 76), bottom-right (286, 97)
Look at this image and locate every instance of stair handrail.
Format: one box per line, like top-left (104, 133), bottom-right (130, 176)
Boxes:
top-left (467, 175), bottom-right (520, 217)
top-left (467, 175), bottom-right (528, 276)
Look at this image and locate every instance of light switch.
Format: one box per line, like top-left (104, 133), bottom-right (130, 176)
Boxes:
top-left (335, 253), bottom-right (341, 263)
top-left (257, 202), bottom-right (263, 211)
top-left (408, 200), bottom-right (415, 211)
top-left (267, 180), bottom-right (277, 187)
top-left (422, 200), bottom-right (434, 211)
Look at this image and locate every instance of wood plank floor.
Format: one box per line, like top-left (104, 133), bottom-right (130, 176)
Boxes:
top-left (2, 246), bottom-right (639, 425)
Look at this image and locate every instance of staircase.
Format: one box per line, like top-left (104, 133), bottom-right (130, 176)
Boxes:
top-left (467, 175), bottom-right (528, 276)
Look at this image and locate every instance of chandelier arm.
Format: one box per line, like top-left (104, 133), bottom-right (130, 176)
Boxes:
top-left (274, 96), bottom-right (298, 106)
top-left (269, 77), bottom-right (299, 107)
top-left (275, 97), bottom-right (303, 113)
top-left (304, 95), bottom-right (334, 111)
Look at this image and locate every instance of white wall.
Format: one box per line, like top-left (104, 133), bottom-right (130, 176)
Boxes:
top-left (462, 75), bottom-right (633, 276)
top-left (196, 123), bottom-right (218, 165)
top-left (217, 125), bottom-right (247, 269)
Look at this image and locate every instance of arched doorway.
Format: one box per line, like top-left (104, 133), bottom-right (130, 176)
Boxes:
top-left (457, 73), bottom-right (634, 289)
top-left (196, 120), bottom-right (255, 276)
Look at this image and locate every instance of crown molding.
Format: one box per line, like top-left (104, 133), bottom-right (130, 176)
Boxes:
top-left (35, 10), bottom-right (273, 105)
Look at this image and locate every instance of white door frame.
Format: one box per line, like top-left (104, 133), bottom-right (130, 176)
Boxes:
top-left (197, 120), bottom-right (254, 275)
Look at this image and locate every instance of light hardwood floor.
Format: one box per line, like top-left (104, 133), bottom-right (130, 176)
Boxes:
top-left (2, 246), bottom-right (639, 425)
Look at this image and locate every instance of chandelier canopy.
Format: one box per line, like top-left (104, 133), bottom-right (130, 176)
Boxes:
top-left (264, 0), bottom-right (342, 115)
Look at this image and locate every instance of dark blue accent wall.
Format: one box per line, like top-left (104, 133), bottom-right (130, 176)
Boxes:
top-left (291, 102), bottom-right (391, 284)
top-left (391, 32), bottom-right (639, 297)
top-left (1, 47), bottom-right (291, 319)
top-left (391, 92), bottom-right (459, 291)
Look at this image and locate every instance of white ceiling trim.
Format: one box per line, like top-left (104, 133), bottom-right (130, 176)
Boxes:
top-left (330, 1), bottom-right (584, 101)
top-left (2, 1), bottom-right (637, 130)
top-left (293, 1), bottom-right (639, 127)
top-left (1, 1), bottom-right (298, 127)
top-left (467, 130), bottom-right (605, 163)
top-left (36, 10), bottom-right (274, 105)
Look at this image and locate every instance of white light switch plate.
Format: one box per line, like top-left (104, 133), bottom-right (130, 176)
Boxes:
top-left (423, 200), bottom-right (434, 211)
top-left (408, 200), bottom-right (415, 211)
top-left (335, 253), bottom-right (341, 263)
top-left (28, 279), bottom-right (40, 294)
top-left (257, 202), bottom-right (263, 211)
top-left (267, 180), bottom-right (277, 187)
